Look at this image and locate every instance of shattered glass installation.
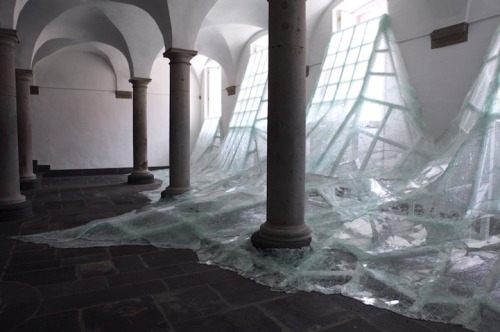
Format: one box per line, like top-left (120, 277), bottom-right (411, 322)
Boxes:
top-left (218, 39), bottom-right (268, 173)
top-left (306, 16), bottom-right (433, 184)
top-left (191, 65), bottom-right (223, 170)
top-left (14, 15), bottom-right (500, 331)
top-left (190, 107), bottom-right (222, 172)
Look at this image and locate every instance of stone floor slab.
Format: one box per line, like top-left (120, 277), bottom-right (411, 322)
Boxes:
top-left (164, 267), bottom-right (239, 290)
top-left (0, 174), bottom-right (475, 332)
top-left (37, 280), bottom-right (166, 315)
top-left (173, 306), bottom-right (282, 332)
top-left (106, 265), bottom-right (183, 287)
top-left (211, 277), bottom-right (285, 307)
top-left (15, 311), bottom-right (81, 332)
top-left (365, 311), bottom-right (437, 332)
top-left (82, 297), bottom-right (170, 332)
top-left (76, 260), bottom-right (117, 278)
top-left (0, 282), bottom-right (41, 332)
top-left (6, 259), bottom-right (60, 274)
top-left (140, 248), bottom-right (198, 267)
top-left (261, 292), bottom-right (357, 332)
top-left (321, 317), bottom-right (383, 332)
top-left (112, 254), bottom-right (147, 272)
top-left (155, 285), bottom-right (231, 323)
top-left (37, 277), bottom-right (108, 300)
top-left (3, 266), bottom-right (77, 285)
top-left (109, 245), bottom-right (159, 257)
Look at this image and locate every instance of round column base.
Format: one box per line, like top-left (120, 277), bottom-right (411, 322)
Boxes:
top-left (161, 186), bottom-right (191, 197)
top-left (20, 176), bottom-right (41, 191)
top-left (127, 172), bottom-right (155, 185)
top-left (0, 200), bottom-right (33, 222)
top-left (251, 223), bottom-right (312, 249)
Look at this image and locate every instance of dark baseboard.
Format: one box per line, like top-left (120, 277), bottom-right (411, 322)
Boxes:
top-left (43, 166), bottom-right (169, 177)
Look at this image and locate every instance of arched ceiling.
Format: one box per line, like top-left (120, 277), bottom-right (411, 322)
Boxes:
top-left (15, 0), bottom-right (167, 78)
top-left (196, 24), bottom-right (262, 85)
top-left (195, 0), bottom-right (337, 84)
top-left (195, 0), bottom-right (268, 85)
top-left (204, 0), bottom-right (267, 28)
top-left (4, 0), bottom-right (344, 84)
top-left (31, 5), bottom-right (133, 74)
top-left (0, 0), bottom-right (18, 28)
top-left (166, 0), bottom-right (218, 50)
top-left (33, 40), bottom-right (130, 90)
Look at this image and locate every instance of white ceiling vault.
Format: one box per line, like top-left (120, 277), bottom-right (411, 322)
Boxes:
top-left (0, 0), bottom-right (347, 84)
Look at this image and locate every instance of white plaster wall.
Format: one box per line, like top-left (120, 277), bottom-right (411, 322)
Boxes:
top-left (306, 5), bottom-right (334, 105)
top-left (32, 50), bottom-right (134, 169)
top-left (31, 50), bottom-right (203, 170)
top-left (148, 57), bottom-right (170, 166)
top-left (220, 69), bottom-right (236, 137)
top-left (190, 68), bottom-right (203, 151)
top-left (389, 0), bottom-right (500, 138)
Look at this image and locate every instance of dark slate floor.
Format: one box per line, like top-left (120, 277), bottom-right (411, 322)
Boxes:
top-left (0, 174), bottom-right (473, 332)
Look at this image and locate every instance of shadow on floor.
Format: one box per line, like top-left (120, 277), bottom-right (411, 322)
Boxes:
top-left (0, 175), bottom-right (471, 331)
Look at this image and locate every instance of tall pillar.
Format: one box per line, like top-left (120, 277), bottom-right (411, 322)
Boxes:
top-left (16, 69), bottom-right (39, 190)
top-left (251, 0), bottom-right (311, 249)
top-left (161, 48), bottom-right (197, 197)
top-left (0, 29), bottom-right (32, 221)
top-left (127, 77), bottom-right (155, 185)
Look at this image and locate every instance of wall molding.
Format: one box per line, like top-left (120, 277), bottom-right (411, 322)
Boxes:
top-left (397, 12), bottom-right (500, 44)
top-left (431, 22), bottom-right (468, 49)
top-left (115, 90), bottom-right (133, 99)
top-left (40, 166), bottom-right (168, 177)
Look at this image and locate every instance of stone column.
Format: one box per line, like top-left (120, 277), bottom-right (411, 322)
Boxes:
top-left (251, 0), bottom-right (311, 249)
top-left (161, 48), bottom-right (197, 197)
top-left (0, 29), bottom-right (32, 221)
top-left (127, 77), bottom-right (155, 185)
top-left (16, 69), bottom-right (39, 190)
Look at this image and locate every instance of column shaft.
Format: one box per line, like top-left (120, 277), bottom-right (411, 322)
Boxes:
top-left (16, 69), bottom-right (39, 190)
top-left (251, 0), bottom-right (311, 248)
top-left (161, 48), bottom-right (197, 197)
top-left (128, 78), bottom-right (155, 185)
top-left (0, 29), bottom-right (32, 220)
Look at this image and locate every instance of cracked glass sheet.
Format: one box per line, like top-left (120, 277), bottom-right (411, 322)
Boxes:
top-left (191, 117), bottom-right (222, 168)
top-left (306, 15), bottom-right (434, 190)
top-left (218, 45), bottom-right (268, 174)
top-left (14, 15), bottom-right (500, 332)
top-left (191, 65), bottom-right (223, 174)
top-left (189, 116), bottom-right (223, 186)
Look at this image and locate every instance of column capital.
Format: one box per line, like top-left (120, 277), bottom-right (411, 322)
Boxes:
top-left (0, 29), bottom-right (19, 48)
top-left (0, 28), bottom-right (19, 42)
top-left (16, 69), bottom-right (33, 82)
top-left (129, 77), bottom-right (151, 87)
top-left (163, 48), bottom-right (198, 64)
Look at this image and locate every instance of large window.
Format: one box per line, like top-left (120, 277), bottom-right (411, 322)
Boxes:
top-left (205, 61), bottom-right (222, 119)
top-left (191, 60), bottom-right (223, 166)
top-left (334, 0), bottom-right (388, 31)
top-left (306, 12), bottom-right (430, 181)
top-left (218, 34), bottom-right (269, 172)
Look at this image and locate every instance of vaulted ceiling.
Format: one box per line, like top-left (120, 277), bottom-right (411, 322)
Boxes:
top-left (1, 0), bottom-right (481, 85)
top-left (0, 0), bottom-right (341, 84)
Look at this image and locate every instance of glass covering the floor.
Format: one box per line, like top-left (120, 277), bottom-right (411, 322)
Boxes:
top-left (15, 15), bottom-right (500, 331)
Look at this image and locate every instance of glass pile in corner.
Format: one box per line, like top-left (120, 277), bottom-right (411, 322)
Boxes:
top-left (15, 15), bottom-right (500, 332)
